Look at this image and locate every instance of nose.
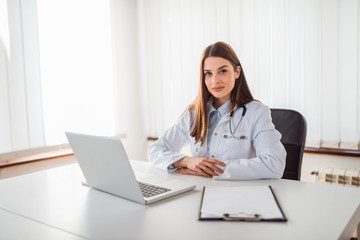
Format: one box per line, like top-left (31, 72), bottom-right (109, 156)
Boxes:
top-left (210, 74), bottom-right (220, 84)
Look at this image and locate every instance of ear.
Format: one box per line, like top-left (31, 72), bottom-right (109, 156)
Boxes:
top-left (235, 66), bottom-right (241, 79)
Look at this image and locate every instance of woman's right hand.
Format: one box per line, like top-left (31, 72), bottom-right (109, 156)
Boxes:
top-left (173, 157), bottom-right (226, 178)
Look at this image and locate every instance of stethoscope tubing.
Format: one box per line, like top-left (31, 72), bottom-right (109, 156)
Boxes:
top-left (228, 105), bottom-right (247, 139)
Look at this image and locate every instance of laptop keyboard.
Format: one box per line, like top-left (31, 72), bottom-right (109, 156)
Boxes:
top-left (138, 182), bottom-right (171, 198)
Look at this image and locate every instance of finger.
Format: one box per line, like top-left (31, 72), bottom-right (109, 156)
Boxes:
top-left (176, 168), bottom-right (189, 175)
top-left (206, 158), bottom-right (227, 167)
top-left (176, 167), bottom-right (212, 178)
top-left (176, 168), bottom-right (201, 176)
top-left (176, 168), bottom-right (190, 174)
top-left (196, 159), bottom-right (222, 175)
top-left (188, 169), bottom-right (211, 178)
top-left (203, 162), bottom-right (224, 174)
top-left (198, 165), bottom-right (218, 177)
top-left (201, 159), bottom-right (225, 174)
top-left (194, 166), bottom-right (212, 178)
top-left (198, 169), bottom-right (212, 177)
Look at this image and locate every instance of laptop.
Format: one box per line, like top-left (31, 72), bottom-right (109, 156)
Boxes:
top-left (65, 132), bottom-right (195, 205)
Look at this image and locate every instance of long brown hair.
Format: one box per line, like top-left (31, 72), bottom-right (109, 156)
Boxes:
top-left (188, 42), bottom-right (254, 144)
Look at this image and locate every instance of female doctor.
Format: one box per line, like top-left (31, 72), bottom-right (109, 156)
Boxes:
top-left (148, 42), bottom-right (286, 180)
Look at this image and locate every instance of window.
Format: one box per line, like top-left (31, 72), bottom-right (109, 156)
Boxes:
top-left (0, 0), bottom-right (115, 154)
top-left (37, 0), bottom-right (115, 145)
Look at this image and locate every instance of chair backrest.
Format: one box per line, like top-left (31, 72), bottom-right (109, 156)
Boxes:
top-left (270, 109), bottom-right (307, 181)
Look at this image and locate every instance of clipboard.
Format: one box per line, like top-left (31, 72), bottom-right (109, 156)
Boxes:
top-left (198, 185), bottom-right (287, 222)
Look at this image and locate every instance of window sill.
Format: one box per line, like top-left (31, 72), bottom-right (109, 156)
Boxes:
top-left (1, 141), bottom-right (358, 169)
top-left (0, 148), bottom-right (74, 168)
top-left (304, 147), bottom-right (360, 157)
top-left (0, 135), bottom-right (126, 168)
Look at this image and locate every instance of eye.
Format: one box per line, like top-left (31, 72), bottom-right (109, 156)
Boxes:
top-left (204, 72), bottom-right (212, 77)
top-left (219, 69), bottom-right (227, 74)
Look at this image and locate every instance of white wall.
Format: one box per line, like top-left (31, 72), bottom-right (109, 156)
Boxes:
top-left (301, 153), bottom-right (360, 183)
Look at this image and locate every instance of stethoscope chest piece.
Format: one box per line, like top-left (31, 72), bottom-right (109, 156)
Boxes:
top-left (223, 134), bottom-right (247, 140)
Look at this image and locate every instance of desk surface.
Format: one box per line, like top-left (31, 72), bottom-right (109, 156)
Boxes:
top-left (0, 160), bottom-right (359, 240)
top-left (0, 208), bottom-right (84, 240)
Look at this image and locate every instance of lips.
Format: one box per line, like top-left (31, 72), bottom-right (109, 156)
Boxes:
top-left (212, 86), bottom-right (224, 92)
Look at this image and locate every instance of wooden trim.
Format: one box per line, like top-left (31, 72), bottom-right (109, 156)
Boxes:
top-left (304, 147), bottom-right (360, 157)
top-left (0, 148), bottom-right (74, 167)
top-left (148, 137), bottom-right (159, 141)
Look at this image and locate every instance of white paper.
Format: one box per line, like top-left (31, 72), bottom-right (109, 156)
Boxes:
top-left (200, 186), bottom-right (284, 220)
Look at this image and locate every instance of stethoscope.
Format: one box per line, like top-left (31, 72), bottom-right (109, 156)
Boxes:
top-left (224, 105), bottom-right (247, 139)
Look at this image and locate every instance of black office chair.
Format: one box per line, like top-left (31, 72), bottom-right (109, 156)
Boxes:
top-left (270, 109), bottom-right (307, 181)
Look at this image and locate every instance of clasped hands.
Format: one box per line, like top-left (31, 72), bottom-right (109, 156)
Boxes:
top-left (172, 157), bottom-right (226, 178)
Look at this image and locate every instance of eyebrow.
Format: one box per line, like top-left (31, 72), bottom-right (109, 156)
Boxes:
top-left (204, 65), bottom-right (229, 72)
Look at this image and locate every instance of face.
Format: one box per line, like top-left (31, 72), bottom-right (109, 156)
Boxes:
top-left (203, 57), bottom-right (241, 107)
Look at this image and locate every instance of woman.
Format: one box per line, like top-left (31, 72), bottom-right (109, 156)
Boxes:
top-left (148, 42), bottom-right (286, 180)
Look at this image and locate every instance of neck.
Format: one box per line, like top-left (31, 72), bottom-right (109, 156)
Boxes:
top-left (213, 99), bottom-right (228, 109)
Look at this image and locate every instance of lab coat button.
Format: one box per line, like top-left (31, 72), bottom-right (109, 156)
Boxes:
top-left (211, 155), bottom-right (214, 158)
top-left (214, 132), bottom-right (217, 136)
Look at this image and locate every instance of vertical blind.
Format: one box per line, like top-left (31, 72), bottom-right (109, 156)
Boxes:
top-left (0, 0), bottom-right (44, 153)
top-left (138, 0), bottom-right (360, 150)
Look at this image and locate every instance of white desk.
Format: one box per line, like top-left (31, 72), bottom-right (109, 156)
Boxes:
top-left (0, 208), bottom-right (84, 240)
top-left (0, 160), bottom-right (359, 240)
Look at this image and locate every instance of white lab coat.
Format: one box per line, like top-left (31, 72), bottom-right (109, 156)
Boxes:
top-left (147, 101), bottom-right (286, 180)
